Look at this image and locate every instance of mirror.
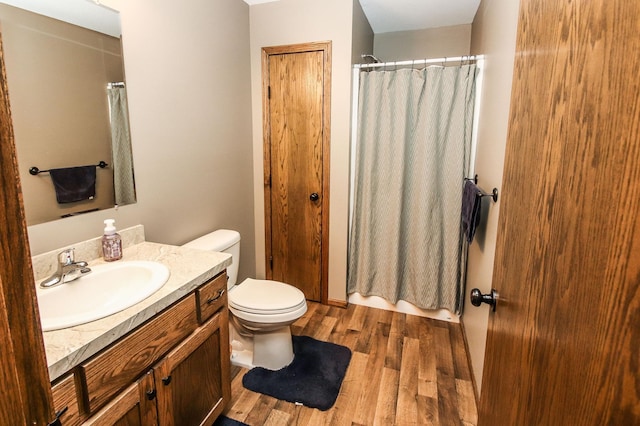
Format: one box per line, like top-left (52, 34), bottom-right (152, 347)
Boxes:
top-left (0, 0), bottom-right (136, 226)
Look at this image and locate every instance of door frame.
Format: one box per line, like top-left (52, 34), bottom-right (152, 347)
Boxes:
top-left (261, 41), bottom-right (331, 304)
top-left (0, 34), bottom-right (55, 423)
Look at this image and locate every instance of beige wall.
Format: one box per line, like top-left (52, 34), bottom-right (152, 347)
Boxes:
top-left (1, 4), bottom-right (121, 225)
top-left (463, 0), bottom-right (520, 395)
top-left (250, 0), bottom-right (358, 302)
top-left (26, 0), bottom-right (257, 282)
top-left (374, 24), bottom-right (472, 62)
top-left (351, 0), bottom-right (374, 63)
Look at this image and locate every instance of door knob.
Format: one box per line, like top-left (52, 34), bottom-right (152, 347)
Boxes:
top-left (470, 288), bottom-right (498, 311)
top-left (309, 193), bottom-right (319, 201)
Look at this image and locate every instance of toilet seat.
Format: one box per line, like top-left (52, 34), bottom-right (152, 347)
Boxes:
top-left (229, 278), bottom-right (306, 315)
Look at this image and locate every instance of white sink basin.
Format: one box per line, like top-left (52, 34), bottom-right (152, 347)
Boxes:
top-left (37, 261), bottom-right (170, 332)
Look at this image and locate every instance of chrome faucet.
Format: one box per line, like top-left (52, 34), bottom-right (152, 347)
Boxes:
top-left (40, 248), bottom-right (92, 288)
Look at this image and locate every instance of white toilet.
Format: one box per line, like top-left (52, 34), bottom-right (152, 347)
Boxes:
top-left (183, 229), bottom-right (307, 370)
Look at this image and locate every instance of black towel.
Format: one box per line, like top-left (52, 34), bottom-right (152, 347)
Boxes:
top-left (461, 179), bottom-right (481, 243)
top-left (49, 166), bottom-right (96, 204)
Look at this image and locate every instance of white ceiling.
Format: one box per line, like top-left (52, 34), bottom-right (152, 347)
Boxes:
top-left (244, 0), bottom-right (482, 33)
top-left (2, 1), bottom-right (482, 37)
top-left (0, 0), bottom-right (120, 37)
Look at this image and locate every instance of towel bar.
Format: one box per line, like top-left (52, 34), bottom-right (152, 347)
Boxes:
top-left (464, 175), bottom-right (499, 202)
top-left (29, 161), bottom-right (108, 176)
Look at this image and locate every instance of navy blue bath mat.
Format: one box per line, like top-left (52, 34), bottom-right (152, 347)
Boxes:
top-left (242, 335), bottom-right (352, 411)
top-left (213, 415), bottom-right (249, 426)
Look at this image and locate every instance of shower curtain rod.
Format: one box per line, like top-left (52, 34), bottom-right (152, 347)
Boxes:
top-left (354, 55), bottom-right (483, 70)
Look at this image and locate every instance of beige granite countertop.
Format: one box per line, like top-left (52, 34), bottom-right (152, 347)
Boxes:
top-left (38, 240), bottom-right (231, 382)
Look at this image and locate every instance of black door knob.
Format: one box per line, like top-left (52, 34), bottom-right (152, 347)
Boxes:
top-left (470, 288), bottom-right (498, 311)
top-left (310, 193), bottom-right (319, 201)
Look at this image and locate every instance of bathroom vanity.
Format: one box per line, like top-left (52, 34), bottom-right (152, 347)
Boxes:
top-left (33, 228), bottom-right (232, 425)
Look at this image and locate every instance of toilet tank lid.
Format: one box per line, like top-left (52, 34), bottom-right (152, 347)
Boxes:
top-left (183, 229), bottom-right (240, 252)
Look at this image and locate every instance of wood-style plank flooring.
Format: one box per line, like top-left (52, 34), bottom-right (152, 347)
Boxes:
top-left (222, 302), bottom-right (478, 426)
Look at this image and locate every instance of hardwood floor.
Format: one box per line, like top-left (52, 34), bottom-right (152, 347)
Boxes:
top-left (222, 302), bottom-right (478, 426)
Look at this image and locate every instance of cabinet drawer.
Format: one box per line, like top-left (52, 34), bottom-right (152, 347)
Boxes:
top-left (78, 295), bottom-right (199, 414)
top-left (51, 373), bottom-right (84, 426)
top-left (196, 271), bottom-right (228, 323)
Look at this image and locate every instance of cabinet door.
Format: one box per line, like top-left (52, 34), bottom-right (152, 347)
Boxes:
top-left (51, 373), bottom-right (85, 426)
top-left (84, 371), bottom-right (158, 426)
top-left (155, 309), bottom-right (230, 426)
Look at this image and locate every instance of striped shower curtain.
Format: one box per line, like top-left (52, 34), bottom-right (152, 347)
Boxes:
top-left (347, 64), bottom-right (477, 313)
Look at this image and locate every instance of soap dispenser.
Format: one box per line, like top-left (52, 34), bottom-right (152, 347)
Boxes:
top-left (102, 219), bottom-right (122, 261)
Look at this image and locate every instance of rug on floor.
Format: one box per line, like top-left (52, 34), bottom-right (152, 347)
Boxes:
top-left (242, 335), bottom-right (352, 411)
top-left (213, 415), bottom-right (249, 426)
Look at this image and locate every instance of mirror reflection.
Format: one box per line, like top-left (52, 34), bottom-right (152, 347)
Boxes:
top-left (0, 0), bottom-right (136, 226)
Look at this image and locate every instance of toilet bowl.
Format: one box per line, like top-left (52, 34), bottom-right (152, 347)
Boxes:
top-left (228, 278), bottom-right (306, 370)
top-left (183, 230), bottom-right (307, 370)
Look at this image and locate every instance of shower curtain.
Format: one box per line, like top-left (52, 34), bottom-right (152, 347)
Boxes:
top-left (347, 64), bottom-right (477, 313)
top-left (107, 86), bottom-right (136, 206)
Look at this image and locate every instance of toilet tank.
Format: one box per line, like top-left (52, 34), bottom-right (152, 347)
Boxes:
top-left (182, 229), bottom-right (241, 287)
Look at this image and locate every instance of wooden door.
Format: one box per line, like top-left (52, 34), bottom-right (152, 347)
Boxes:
top-left (262, 42), bottom-right (331, 303)
top-left (479, 0), bottom-right (640, 424)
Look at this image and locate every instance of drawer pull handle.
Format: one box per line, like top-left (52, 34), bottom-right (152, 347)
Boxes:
top-left (206, 289), bottom-right (226, 304)
top-left (146, 389), bottom-right (156, 400)
top-left (162, 375), bottom-right (172, 386)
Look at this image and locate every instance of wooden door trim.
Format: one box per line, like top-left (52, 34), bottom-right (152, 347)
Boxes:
top-left (261, 41), bottom-right (331, 305)
top-left (0, 33), bottom-right (54, 423)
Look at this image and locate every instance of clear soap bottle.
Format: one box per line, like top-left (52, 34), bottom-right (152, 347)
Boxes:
top-left (102, 219), bottom-right (122, 261)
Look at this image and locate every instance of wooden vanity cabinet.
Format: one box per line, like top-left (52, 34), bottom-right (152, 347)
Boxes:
top-left (51, 271), bottom-right (230, 425)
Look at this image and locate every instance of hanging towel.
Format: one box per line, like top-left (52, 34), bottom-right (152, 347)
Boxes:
top-left (461, 179), bottom-right (482, 243)
top-left (49, 166), bottom-right (96, 204)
